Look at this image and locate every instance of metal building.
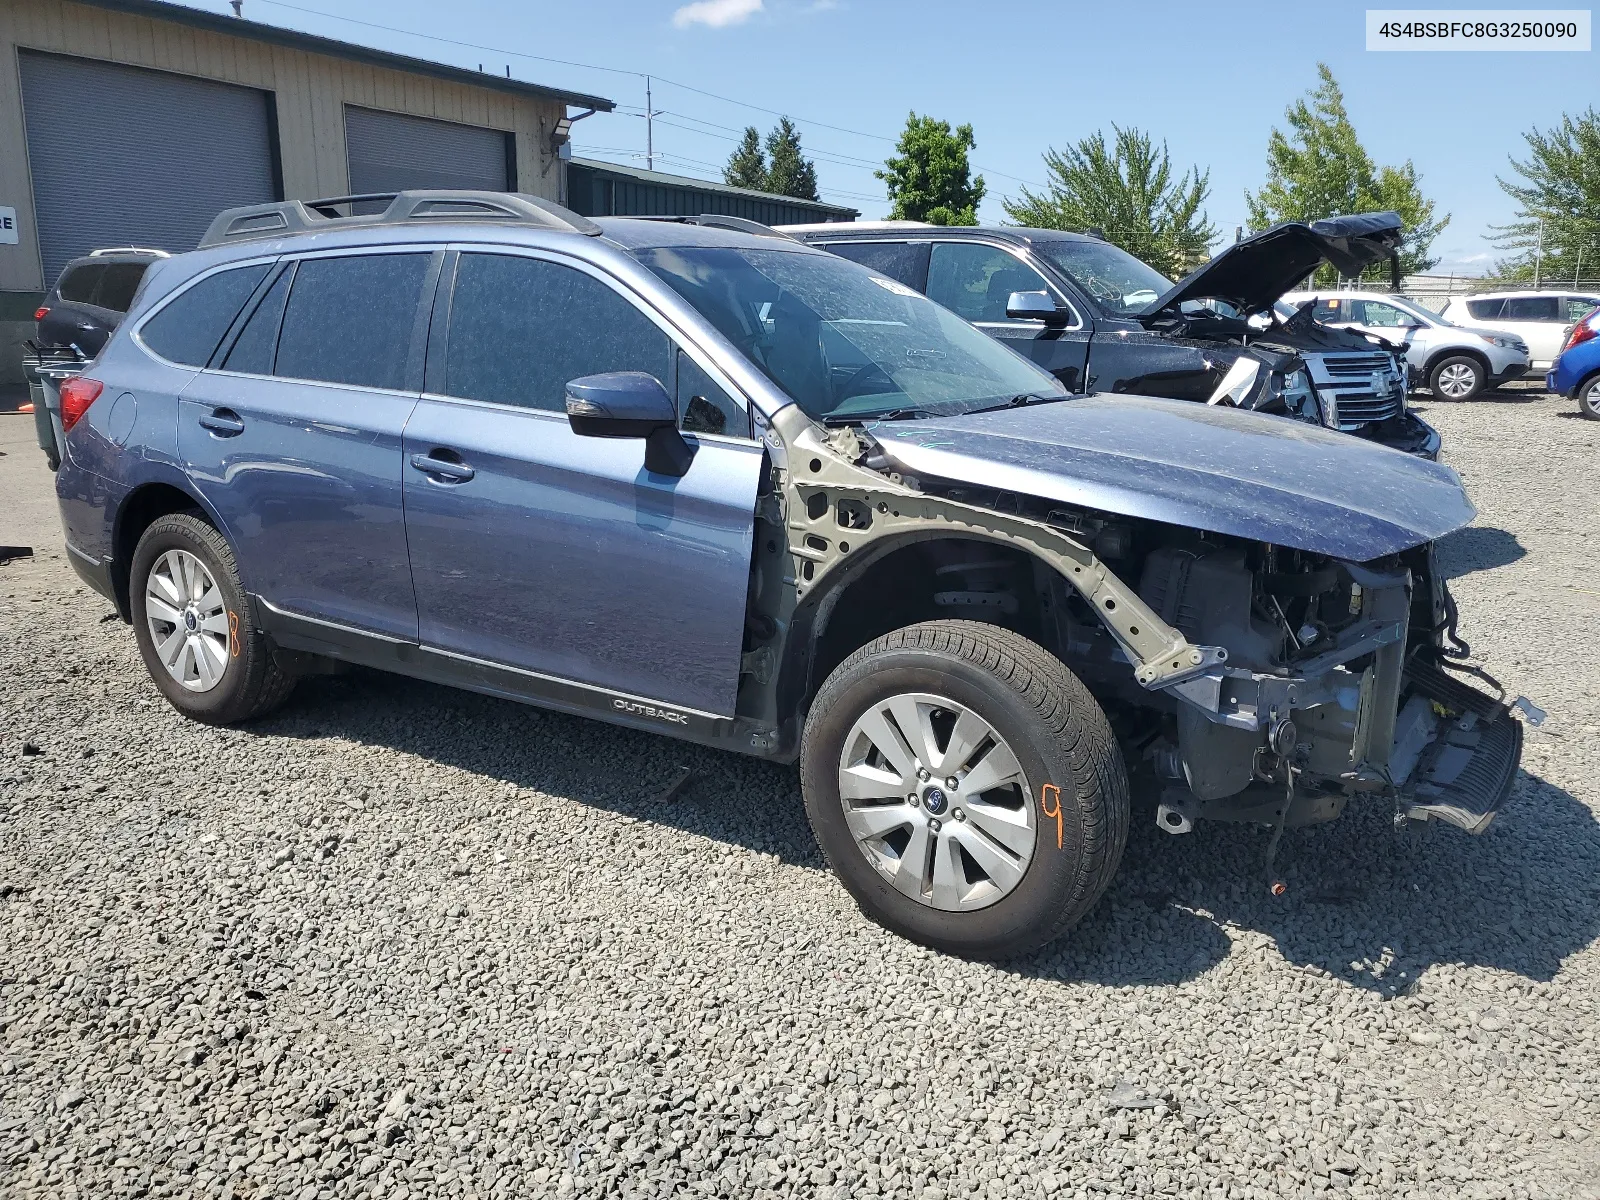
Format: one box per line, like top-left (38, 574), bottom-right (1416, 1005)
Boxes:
top-left (0, 0), bottom-right (612, 395)
top-left (566, 157), bottom-right (858, 227)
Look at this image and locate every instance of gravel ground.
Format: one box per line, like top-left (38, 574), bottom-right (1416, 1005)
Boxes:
top-left (2, 392), bottom-right (1598, 1200)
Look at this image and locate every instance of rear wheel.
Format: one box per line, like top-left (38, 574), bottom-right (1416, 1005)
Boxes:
top-left (800, 621), bottom-right (1128, 958)
top-left (129, 513), bottom-right (295, 724)
top-left (1428, 355), bottom-right (1485, 401)
top-left (1578, 375), bottom-right (1600, 421)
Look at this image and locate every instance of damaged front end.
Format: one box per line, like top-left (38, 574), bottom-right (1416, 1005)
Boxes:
top-left (1127, 544), bottom-right (1527, 840)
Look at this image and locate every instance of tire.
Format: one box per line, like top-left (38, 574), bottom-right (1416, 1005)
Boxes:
top-left (800, 620), bottom-right (1129, 958)
top-left (129, 512), bottom-right (296, 724)
top-left (1428, 354), bottom-right (1485, 401)
top-left (1578, 375), bottom-right (1600, 421)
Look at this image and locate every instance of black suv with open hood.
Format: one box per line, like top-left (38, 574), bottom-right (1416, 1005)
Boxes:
top-left (786, 212), bottom-right (1439, 458)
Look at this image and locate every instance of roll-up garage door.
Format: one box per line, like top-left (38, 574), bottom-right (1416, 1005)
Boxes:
top-left (345, 107), bottom-right (512, 196)
top-left (19, 51), bottom-right (277, 284)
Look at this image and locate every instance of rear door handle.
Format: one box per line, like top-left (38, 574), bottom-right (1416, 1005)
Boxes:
top-left (409, 451), bottom-right (475, 483)
top-left (198, 408), bottom-right (245, 437)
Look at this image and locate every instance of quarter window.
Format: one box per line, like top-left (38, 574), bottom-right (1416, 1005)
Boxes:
top-left (926, 243), bottom-right (1055, 324)
top-left (1465, 298), bottom-right (1505, 320)
top-left (274, 253), bottom-right (431, 390)
top-left (57, 264), bottom-right (104, 304)
top-left (1565, 296), bottom-right (1600, 322)
top-left (443, 253), bottom-right (671, 412)
top-left (676, 350), bottom-right (744, 436)
top-left (140, 264), bottom-right (271, 367)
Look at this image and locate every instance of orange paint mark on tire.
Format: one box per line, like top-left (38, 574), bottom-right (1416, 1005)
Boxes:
top-left (1040, 784), bottom-right (1063, 850)
top-left (228, 610), bottom-right (240, 659)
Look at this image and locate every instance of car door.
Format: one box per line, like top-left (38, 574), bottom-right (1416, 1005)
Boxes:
top-left (178, 248), bottom-right (438, 640)
top-left (923, 241), bottom-right (1091, 391)
top-left (401, 247), bottom-right (764, 718)
top-left (1496, 296), bottom-right (1565, 366)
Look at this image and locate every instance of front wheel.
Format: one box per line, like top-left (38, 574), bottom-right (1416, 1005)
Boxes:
top-left (1429, 355), bottom-right (1485, 401)
top-left (1578, 375), bottom-right (1600, 421)
top-left (800, 621), bottom-right (1129, 958)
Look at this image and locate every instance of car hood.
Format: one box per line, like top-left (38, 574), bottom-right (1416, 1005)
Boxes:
top-left (1142, 212), bottom-right (1405, 321)
top-left (869, 394), bottom-right (1474, 562)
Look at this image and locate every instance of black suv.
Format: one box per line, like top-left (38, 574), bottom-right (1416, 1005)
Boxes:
top-left (34, 248), bottom-right (167, 355)
top-left (786, 213), bottom-right (1440, 458)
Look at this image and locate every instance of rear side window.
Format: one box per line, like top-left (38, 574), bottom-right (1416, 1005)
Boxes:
top-left (222, 267), bottom-right (292, 375)
top-left (274, 254), bottom-right (431, 390)
top-left (140, 264), bottom-right (272, 367)
top-left (92, 262), bottom-right (149, 313)
top-left (443, 253), bottom-right (670, 412)
top-left (1465, 298), bottom-right (1504, 320)
top-left (823, 241), bottom-right (930, 291)
top-left (1502, 296), bottom-right (1561, 321)
top-left (57, 263), bottom-right (105, 303)
top-left (1566, 296), bottom-right (1600, 322)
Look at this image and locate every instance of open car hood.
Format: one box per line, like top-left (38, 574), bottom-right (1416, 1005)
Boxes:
top-left (869, 394), bottom-right (1473, 562)
top-left (1141, 212), bottom-right (1405, 321)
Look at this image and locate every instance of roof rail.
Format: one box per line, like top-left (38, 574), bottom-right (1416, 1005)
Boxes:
top-left (196, 190), bottom-right (602, 249)
top-left (633, 214), bottom-right (797, 242)
top-left (88, 246), bottom-right (171, 258)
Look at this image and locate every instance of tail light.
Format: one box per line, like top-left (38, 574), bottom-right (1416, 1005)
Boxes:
top-left (1563, 315), bottom-right (1597, 352)
top-left (59, 377), bottom-right (104, 432)
top-left (33, 306), bottom-right (49, 321)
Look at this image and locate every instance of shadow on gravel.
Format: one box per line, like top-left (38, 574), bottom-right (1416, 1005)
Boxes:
top-left (263, 672), bottom-right (1600, 996)
top-left (1436, 524), bottom-right (1527, 579)
top-left (1015, 767), bottom-right (1600, 994)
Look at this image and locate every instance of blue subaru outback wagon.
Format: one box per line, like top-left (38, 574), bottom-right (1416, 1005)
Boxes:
top-left (56, 191), bottom-right (1522, 957)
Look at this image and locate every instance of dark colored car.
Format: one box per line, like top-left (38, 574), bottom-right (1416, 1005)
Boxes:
top-left (784, 213), bottom-right (1440, 458)
top-left (54, 191), bottom-right (1521, 958)
top-left (34, 248), bottom-right (167, 355)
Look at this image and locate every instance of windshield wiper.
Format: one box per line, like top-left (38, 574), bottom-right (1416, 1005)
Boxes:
top-left (964, 392), bottom-right (1070, 415)
top-left (824, 407), bottom-right (939, 425)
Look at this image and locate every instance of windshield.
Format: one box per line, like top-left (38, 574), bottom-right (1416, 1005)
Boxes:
top-left (1030, 238), bottom-right (1174, 316)
top-left (637, 245), bottom-right (1066, 423)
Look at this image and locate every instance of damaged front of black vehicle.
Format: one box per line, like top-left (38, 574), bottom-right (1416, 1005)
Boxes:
top-left (1127, 212), bottom-right (1440, 458)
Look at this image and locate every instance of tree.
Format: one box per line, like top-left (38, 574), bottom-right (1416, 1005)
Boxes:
top-left (723, 126), bottom-right (768, 191)
top-left (722, 118), bottom-right (819, 200)
top-left (1001, 126), bottom-right (1218, 277)
top-left (1490, 107), bottom-right (1600, 283)
top-left (877, 113), bottom-right (985, 226)
top-left (1246, 63), bottom-right (1448, 281)
top-left (764, 117), bottom-right (819, 202)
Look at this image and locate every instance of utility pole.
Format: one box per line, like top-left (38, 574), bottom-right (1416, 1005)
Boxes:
top-left (1534, 219), bottom-right (1544, 289)
top-left (646, 75), bottom-right (655, 172)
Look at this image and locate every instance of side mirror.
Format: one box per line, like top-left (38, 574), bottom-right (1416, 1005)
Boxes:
top-left (1005, 290), bottom-right (1069, 326)
top-left (565, 371), bottom-right (694, 477)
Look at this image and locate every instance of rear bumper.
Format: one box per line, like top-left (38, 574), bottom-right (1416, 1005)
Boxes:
top-left (64, 538), bottom-right (120, 614)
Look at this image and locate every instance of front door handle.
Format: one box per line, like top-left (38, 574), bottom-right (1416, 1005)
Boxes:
top-left (198, 407), bottom-right (245, 437)
top-left (409, 451), bottom-right (475, 483)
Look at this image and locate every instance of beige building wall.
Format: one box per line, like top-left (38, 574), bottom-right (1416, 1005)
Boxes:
top-left (0, 0), bottom-right (568, 295)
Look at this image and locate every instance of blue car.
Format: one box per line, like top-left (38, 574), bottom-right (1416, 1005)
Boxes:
top-left (54, 190), bottom-right (1523, 957)
top-left (1548, 305), bottom-right (1600, 419)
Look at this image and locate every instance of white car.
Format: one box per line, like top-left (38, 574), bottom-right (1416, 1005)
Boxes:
top-left (1440, 290), bottom-right (1600, 371)
top-left (1283, 290), bottom-right (1529, 401)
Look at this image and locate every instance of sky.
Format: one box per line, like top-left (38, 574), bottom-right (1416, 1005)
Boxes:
top-left (223, 0), bottom-right (1597, 275)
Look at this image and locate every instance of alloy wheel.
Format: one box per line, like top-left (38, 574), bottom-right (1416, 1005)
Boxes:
top-left (1436, 362), bottom-right (1478, 399)
top-left (836, 692), bottom-right (1035, 911)
top-left (144, 549), bottom-right (230, 692)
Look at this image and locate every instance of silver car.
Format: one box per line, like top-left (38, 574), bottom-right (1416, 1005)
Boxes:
top-left (1283, 290), bottom-right (1529, 401)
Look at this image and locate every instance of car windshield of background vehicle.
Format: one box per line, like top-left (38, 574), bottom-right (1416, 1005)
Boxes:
top-left (636, 246), bottom-right (1066, 423)
top-left (1029, 238), bottom-right (1173, 316)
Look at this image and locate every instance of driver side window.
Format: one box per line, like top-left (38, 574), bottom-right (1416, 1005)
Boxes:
top-left (926, 243), bottom-right (1054, 324)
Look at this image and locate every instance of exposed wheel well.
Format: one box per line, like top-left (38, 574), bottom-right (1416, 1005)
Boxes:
top-left (799, 537), bottom-right (1052, 714)
top-left (111, 483), bottom-right (208, 619)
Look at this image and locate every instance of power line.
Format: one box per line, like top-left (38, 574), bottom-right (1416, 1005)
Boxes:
top-left (248, 0), bottom-right (1041, 189)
